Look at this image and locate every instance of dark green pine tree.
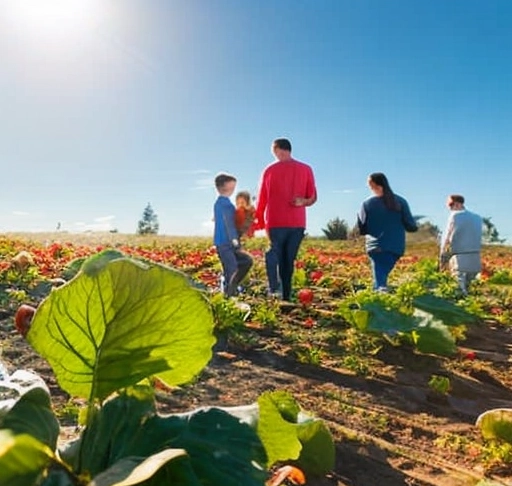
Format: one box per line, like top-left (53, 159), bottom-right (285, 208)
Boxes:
top-left (137, 203), bottom-right (159, 235)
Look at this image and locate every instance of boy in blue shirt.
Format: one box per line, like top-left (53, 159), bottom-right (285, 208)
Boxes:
top-left (213, 173), bottom-right (253, 297)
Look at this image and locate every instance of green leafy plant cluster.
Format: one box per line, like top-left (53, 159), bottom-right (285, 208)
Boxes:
top-left (0, 251), bottom-right (334, 485)
top-left (337, 288), bottom-right (478, 357)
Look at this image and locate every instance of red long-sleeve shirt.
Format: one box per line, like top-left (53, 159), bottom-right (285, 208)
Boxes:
top-left (255, 159), bottom-right (317, 229)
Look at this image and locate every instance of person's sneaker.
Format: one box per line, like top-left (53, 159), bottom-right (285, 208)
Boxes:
top-left (376, 286), bottom-right (389, 293)
top-left (267, 290), bottom-right (281, 299)
top-left (231, 300), bottom-right (251, 320)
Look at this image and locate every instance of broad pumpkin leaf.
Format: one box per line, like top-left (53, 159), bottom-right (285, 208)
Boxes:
top-left (69, 386), bottom-right (267, 486)
top-left (90, 448), bottom-right (188, 486)
top-left (257, 391), bottom-right (335, 475)
top-left (412, 294), bottom-right (478, 325)
top-left (0, 387), bottom-right (59, 450)
top-left (163, 408), bottom-right (267, 486)
top-left (0, 430), bottom-right (54, 486)
top-left (295, 418), bottom-right (335, 476)
top-left (27, 253), bottom-right (215, 401)
top-left (412, 312), bottom-right (457, 356)
top-left (61, 385), bottom-right (158, 474)
top-left (257, 392), bottom-right (302, 467)
top-left (476, 408), bottom-right (512, 444)
top-left (358, 304), bottom-right (417, 335)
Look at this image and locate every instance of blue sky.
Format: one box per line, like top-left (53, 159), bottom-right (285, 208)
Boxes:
top-left (1, 0), bottom-right (511, 240)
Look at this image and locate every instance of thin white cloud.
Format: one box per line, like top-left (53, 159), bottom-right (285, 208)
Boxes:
top-left (332, 189), bottom-right (355, 194)
top-left (188, 169), bottom-right (211, 175)
top-left (12, 211), bottom-right (30, 216)
top-left (192, 177), bottom-right (214, 191)
top-left (74, 220), bottom-right (115, 232)
top-left (171, 169), bottom-right (211, 175)
top-left (94, 215), bottom-right (115, 223)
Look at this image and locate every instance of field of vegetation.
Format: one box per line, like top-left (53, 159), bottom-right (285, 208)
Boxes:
top-left (0, 232), bottom-right (511, 486)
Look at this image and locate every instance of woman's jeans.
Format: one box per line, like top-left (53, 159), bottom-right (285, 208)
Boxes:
top-left (268, 227), bottom-right (305, 301)
top-left (368, 250), bottom-right (400, 289)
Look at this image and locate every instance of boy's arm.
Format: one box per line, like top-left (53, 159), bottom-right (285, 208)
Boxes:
top-left (221, 201), bottom-right (240, 247)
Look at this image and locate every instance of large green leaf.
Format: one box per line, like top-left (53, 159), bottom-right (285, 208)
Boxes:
top-left (412, 312), bottom-right (457, 356)
top-left (68, 386), bottom-right (158, 475)
top-left (69, 386), bottom-right (267, 486)
top-left (0, 387), bottom-right (59, 450)
top-left (357, 304), bottom-right (417, 335)
top-left (161, 408), bottom-right (267, 486)
top-left (257, 392), bottom-right (302, 467)
top-left (257, 391), bottom-right (335, 475)
top-left (476, 408), bottom-right (512, 444)
top-left (90, 448), bottom-right (187, 486)
top-left (27, 254), bottom-right (215, 401)
top-left (412, 294), bottom-right (478, 325)
top-left (295, 419), bottom-right (335, 476)
top-left (0, 430), bottom-right (54, 486)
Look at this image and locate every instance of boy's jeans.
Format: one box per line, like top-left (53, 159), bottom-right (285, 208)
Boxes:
top-left (368, 250), bottom-right (400, 289)
top-left (268, 227), bottom-right (305, 301)
top-left (217, 244), bottom-right (253, 297)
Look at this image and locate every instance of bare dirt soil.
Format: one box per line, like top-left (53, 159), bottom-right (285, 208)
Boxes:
top-left (1, 310), bottom-right (512, 486)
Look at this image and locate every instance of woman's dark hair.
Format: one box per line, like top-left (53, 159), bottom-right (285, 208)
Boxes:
top-left (369, 172), bottom-right (401, 211)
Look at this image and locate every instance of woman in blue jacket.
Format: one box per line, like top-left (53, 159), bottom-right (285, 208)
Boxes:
top-left (357, 172), bottom-right (418, 291)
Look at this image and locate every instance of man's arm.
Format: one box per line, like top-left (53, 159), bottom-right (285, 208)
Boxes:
top-left (254, 171), bottom-right (268, 229)
top-left (439, 215), bottom-right (455, 270)
top-left (293, 166), bottom-right (317, 207)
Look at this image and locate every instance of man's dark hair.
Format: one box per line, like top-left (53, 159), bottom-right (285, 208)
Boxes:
top-left (273, 138), bottom-right (292, 152)
top-left (214, 173), bottom-right (236, 189)
top-left (449, 194), bottom-right (465, 205)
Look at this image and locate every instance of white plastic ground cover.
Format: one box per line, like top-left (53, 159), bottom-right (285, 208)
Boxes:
top-left (0, 362), bottom-right (49, 418)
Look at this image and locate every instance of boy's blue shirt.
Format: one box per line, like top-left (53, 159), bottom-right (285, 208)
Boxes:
top-left (213, 196), bottom-right (238, 246)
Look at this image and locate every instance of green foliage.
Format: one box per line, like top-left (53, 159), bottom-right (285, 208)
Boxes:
top-left (482, 217), bottom-right (505, 244)
top-left (476, 409), bottom-right (512, 444)
top-left (487, 269), bottom-right (512, 285)
top-left (428, 375), bottom-right (451, 395)
top-left (137, 202), bottom-right (159, 235)
top-left (321, 217), bottom-right (349, 241)
top-left (337, 289), bottom-right (478, 356)
top-left (210, 293), bottom-right (250, 333)
top-left (27, 252), bottom-right (215, 402)
top-left (0, 251), bottom-right (333, 485)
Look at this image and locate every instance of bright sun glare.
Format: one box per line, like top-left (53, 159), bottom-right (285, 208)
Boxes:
top-left (5, 0), bottom-right (102, 42)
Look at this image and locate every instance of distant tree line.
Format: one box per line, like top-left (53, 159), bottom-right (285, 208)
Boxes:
top-left (321, 215), bottom-right (504, 244)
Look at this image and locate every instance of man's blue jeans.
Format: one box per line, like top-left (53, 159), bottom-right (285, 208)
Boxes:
top-left (265, 247), bottom-right (280, 293)
top-left (368, 250), bottom-right (400, 289)
top-left (268, 227), bottom-right (305, 301)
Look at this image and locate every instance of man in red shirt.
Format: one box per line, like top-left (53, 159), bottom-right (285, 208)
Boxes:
top-left (255, 138), bottom-right (317, 301)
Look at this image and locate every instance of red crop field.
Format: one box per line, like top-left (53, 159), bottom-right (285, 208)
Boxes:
top-left (1, 232), bottom-right (512, 486)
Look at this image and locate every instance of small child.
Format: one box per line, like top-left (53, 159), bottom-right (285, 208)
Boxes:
top-left (213, 174), bottom-right (253, 297)
top-left (234, 190), bottom-right (256, 238)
